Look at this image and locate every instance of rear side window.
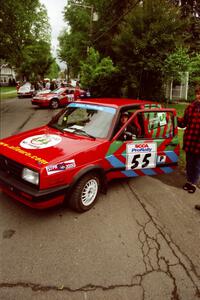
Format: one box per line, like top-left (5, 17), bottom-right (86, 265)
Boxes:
top-left (138, 111), bottom-right (174, 138)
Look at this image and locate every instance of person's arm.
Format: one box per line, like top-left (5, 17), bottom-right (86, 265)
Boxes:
top-left (177, 106), bottom-right (189, 128)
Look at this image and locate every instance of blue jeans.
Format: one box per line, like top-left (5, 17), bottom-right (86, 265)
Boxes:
top-left (186, 152), bottom-right (200, 185)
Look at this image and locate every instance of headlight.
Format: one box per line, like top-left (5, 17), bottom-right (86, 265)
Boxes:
top-left (22, 168), bottom-right (39, 185)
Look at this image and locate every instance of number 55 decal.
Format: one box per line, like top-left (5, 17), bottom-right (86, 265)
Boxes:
top-left (126, 142), bottom-right (157, 170)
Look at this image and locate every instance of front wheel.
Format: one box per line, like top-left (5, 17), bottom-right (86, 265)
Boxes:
top-left (50, 98), bottom-right (59, 109)
top-left (69, 173), bottom-right (100, 212)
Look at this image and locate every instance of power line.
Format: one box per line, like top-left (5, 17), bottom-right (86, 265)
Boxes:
top-left (92, 0), bottom-right (141, 44)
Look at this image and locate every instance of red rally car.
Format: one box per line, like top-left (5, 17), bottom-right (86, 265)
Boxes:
top-left (31, 87), bottom-right (88, 109)
top-left (0, 98), bottom-right (180, 212)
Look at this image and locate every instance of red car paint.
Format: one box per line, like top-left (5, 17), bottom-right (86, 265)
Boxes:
top-left (0, 98), bottom-right (180, 211)
top-left (31, 87), bottom-right (88, 108)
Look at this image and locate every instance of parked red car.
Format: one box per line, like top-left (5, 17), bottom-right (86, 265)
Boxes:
top-left (32, 87), bottom-right (88, 109)
top-left (0, 98), bottom-right (180, 212)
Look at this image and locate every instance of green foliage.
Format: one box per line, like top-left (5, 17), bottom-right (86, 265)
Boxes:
top-left (163, 47), bottom-right (191, 80)
top-left (45, 60), bottom-right (60, 80)
top-left (170, 0), bottom-right (200, 51)
top-left (189, 54), bottom-right (200, 84)
top-left (16, 41), bottom-right (53, 80)
top-left (58, 31), bottom-right (88, 77)
top-left (113, 0), bottom-right (187, 99)
top-left (163, 48), bottom-right (200, 86)
top-left (58, 0), bottom-right (199, 99)
top-left (0, 0), bottom-right (52, 79)
top-left (80, 48), bottom-right (118, 96)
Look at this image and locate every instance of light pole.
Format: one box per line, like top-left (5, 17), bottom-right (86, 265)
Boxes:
top-left (69, 1), bottom-right (98, 47)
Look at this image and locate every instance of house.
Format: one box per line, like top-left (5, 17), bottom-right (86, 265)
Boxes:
top-left (165, 72), bottom-right (189, 102)
top-left (0, 62), bottom-right (16, 86)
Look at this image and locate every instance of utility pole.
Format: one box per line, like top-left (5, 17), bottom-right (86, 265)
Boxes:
top-left (69, 1), bottom-right (98, 49)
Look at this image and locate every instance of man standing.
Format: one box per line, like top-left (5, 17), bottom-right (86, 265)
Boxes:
top-left (178, 85), bottom-right (200, 209)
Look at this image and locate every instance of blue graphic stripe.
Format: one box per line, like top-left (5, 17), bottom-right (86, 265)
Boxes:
top-left (122, 170), bottom-right (138, 177)
top-left (68, 103), bottom-right (116, 114)
top-left (141, 169), bottom-right (157, 175)
top-left (160, 166), bottom-right (173, 174)
top-left (165, 151), bottom-right (178, 162)
top-left (106, 155), bottom-right (125, 168)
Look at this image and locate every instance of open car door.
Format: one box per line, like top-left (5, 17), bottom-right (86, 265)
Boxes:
top-left (106, 108), bottom-right (180, 179)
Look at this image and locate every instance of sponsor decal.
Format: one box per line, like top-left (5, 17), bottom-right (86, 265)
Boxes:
top-left (157, 155), bottom-right (166, 164)
top-left (0, 142), bottom-right (48, 165)
top-left (126, 142), bottom-right (157, 170)
top-left (20, 134), bottom-right (62, 149)
top-left (68, 103), bottom-right (116, 114)
top-left (157, 112), bottom-right (167, 126)
top-left (46, 159), bottom-right (76, 175)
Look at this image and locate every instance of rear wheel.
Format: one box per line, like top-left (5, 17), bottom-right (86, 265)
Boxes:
top-left (69, 173), bottom-right (100, 212)
top-left (50, 98), bottom-right (59, 109)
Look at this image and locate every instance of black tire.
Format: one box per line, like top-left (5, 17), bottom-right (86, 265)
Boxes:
top-left (50, 98), bottom-right (59, 109)
top-left (69, 173), bottom-right (100, 212)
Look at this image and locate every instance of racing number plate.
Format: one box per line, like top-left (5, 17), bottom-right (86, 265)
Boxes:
top-left (126, 142), bottom-right (157, 170)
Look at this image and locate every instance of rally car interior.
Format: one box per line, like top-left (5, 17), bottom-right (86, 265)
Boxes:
top-left (115, 108), bottom-right (174, 141)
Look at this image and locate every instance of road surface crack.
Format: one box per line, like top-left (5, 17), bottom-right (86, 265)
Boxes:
top-left (127, 182), bottom-right (200, 299)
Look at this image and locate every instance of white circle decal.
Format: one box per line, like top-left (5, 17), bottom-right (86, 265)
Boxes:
top-left (20, 134), bottom-right (62, 149)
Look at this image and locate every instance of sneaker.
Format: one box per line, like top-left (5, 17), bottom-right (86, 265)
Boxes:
top-left (195, 205), bottom-right (200, 211)
top-left (188, 184), bottom-right (196, 194)
top-left (183, 182), bottom-right (192, 191)
top-left (183, 182), bottom-right (196, 193)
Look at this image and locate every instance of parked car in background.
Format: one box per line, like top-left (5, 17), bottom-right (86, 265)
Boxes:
top-left (0, 98), bottom-right (180, 212)
top-left (17, 82), bottom-right (35, 98)
top-left (31, 86), bottom-right (89, 109)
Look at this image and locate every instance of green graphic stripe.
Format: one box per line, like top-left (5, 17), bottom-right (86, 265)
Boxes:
top-left (106, 141), bottom-right (123, 156)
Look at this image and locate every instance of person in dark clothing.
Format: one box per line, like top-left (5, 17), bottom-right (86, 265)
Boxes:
top-left (178, 85), bottom-right (200, 202)
top-left (117, 112), bottom-right (138, 140)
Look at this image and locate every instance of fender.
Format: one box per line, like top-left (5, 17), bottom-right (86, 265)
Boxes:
top-left (69, 165), bottom-right (108, 194)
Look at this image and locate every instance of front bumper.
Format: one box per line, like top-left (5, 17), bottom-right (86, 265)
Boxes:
top-left (18, 93), bottom-right (33, 98)
top-left (0, 171), bottom-right (69, 209)
top-left (31, 99), bottom-right (50, 107)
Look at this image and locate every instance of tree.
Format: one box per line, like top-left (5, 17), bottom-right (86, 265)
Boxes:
top-left (0, 0), bottom-right (52, 79)
top-left (58, 30), bottom-right (88, 77)
top-left (45, 60), bottom-right (60, 80)
top-left (189, 54), bottom-right (200, 84)
top-left (80, 47), bottom-right (118, 96)
top-left (170, 0), bottom-right (200, 51)
top-left (113, 0), bottom-right (188, 99)
top-left (17, 41), bottom-right (53, 80)
top-left (163, 47), bottom-right (191, 81)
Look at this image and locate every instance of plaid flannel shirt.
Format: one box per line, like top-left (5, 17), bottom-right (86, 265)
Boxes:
top-left (178, 100), bottom-right (200, 154)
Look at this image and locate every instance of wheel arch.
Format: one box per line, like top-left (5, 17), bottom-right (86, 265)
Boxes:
top-left (50, 97), bottom-right (59, 108)
top-left (69, 165), bottom-right (107, 194)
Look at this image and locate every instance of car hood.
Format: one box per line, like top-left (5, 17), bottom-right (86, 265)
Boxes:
top-left (0, 126), bottom-right (104, 170)
top-left (18, 84), bottom-right (32, 93)
top-left (35, 92), bottom-right (56, 98)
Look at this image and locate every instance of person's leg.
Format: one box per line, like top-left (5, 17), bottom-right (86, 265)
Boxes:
top-left (193, 154), bottom-right (200, 209)
top-left (184, 152), bottom-right (200, 193)
top-left (189, 153), bottom-right (200, 185)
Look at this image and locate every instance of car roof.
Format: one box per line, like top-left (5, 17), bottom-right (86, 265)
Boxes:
top-left (77, 97), bottom-right (159, 109)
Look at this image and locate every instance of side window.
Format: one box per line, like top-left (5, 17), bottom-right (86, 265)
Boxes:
top-left (141, 111), bottom-right (174, 138)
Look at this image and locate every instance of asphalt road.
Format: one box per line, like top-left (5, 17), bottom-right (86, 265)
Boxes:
top-left (0, 97), bottom-right (200, 300)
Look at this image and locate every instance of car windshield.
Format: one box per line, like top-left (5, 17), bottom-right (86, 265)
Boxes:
top-left (49, 103), bottom-right (116, 138)
top-left (53, 88), bottom-right (66, 94)
top-left (19, 83), bottom-right (31, 92)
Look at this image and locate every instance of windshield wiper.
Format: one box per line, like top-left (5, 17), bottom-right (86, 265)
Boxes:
top-left (73, 128), bottom-right (96, 139)
top-left (48, 123), bottom-right (65, 132)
